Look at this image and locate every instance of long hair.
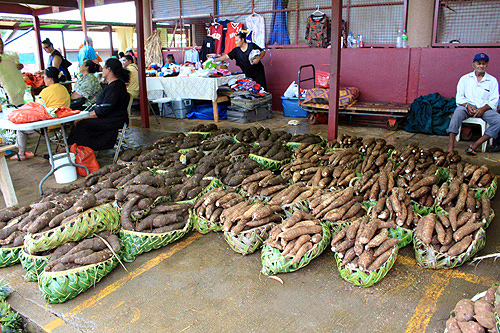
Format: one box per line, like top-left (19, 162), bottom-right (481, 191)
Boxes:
top-left (104, 58), bottom-right (130, 84)
top-left (45, 66), bottom-right (66, 83)
top-left (84, 60), bottom-right (100, 74)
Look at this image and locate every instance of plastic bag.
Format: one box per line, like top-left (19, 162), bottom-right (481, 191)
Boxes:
top-left (7, 102), bottom-right (53, 124)
top-left (283, 81), bottom-right (299, 98)
top-left (315, 64), bottom-right (330, 88)
top-left (187, 104), bottom-right (227, 120)
top-left (70, 143), bottom-right (100, 177)
top-left (55, 107), bottom-right (80, 118)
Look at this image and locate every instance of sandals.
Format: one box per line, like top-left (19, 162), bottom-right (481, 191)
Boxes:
top-left (24, 151), bottom-right (34, 157)
top-left (465, 146), bottom-right (477, 156)
top-left (10, 154), bottom-right (27, 161)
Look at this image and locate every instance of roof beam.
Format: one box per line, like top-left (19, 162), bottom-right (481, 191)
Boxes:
top-left (33, 6), bottom-right (79, 16)
top-left (0, 0), bottom-right (78, 7)
top-left (0, 3), bottom-right (34, 15)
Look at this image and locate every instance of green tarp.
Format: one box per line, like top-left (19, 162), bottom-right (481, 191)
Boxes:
top-left (404, 93), bottom-right (457, 136)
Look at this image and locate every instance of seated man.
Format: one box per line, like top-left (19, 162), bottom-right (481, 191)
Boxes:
top-left (447, 53), bottom-right (499, 154)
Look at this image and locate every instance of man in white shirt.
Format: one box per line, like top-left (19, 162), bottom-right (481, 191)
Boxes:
top-left (447, 53), bottom-right (500, 154)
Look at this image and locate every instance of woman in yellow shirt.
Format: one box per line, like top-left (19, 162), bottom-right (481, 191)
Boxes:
top-left (12, 67), bottom-right (70, 161)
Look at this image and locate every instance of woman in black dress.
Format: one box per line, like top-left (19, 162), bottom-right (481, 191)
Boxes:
top-left (213, 32), bottom-right (267, 90)
top-left (67, 58), bottom-right (130, 151)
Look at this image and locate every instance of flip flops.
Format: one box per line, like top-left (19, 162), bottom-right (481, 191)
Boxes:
top-left (465, 145), bottom-right (477, 156)
top-left (10, 154), bottom-right (27, 161)
top-left (24, 151), bottom-right (34, 157)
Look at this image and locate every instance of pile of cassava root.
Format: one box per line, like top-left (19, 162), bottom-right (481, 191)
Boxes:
top-left (446, 285), bottom-right (499, 332)
top-left (44, 231), bottom-right (120, 272)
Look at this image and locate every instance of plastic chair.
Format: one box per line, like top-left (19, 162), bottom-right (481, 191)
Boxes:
top-left (33, 124), bottom-right (65, 156)
top-left (456, 117), bottom-right (493, 152)
top-left (146, 78), bottom-right (173, 121)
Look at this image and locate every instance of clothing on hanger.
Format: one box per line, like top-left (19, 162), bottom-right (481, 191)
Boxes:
top-left (184, 48), bottom-right (199, 63)
top-left (224, 21), bottom-right (243, 53)
top-left (245, 13), bottom-right (265, 48)
top-left (209, 24), bottom-right (223, 54)
top-left (200, 36), bottom-right (215, 62)
top-left (217, 19), bottom-right (231, 53)
top-left (305, 13), bottom-right (330, 48)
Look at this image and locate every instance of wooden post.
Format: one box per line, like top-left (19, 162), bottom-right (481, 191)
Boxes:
top-left (328, 0), bottom-right (342, 141)
top-left (33, 15), bottom-right (44, 71)
top-left (108, 25), bottom-right (114, 56)
top-left (135, 0), bottom-right (149, 128)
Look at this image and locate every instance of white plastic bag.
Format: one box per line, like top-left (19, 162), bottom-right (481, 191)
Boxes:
top-left (283, 81), bottom-right (299, 98)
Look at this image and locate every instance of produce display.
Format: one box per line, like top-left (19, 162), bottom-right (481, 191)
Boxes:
top-left (446, 285), bottom-right (499, 332)
top-left (0, 123), bottom-right (497, 310)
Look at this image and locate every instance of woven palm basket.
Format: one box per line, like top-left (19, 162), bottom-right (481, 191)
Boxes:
top-left (191, 209), bottom-right (223, 234)
top-left (413, 228), bottom-right (486, 269)
top-left (0, 216), bottom-right (23, 268)
top-left (410, 200), bottom-right (435, 216)
top-left (333, 246), bottom-right (398, 288)
top-left (19, 249), bottom-right (50, 282)
top-left (182, 164), bottom-right (197, 176)
top-left (176, 178), bottom-right (223, 206)
top-left (0, 246), bottom-right (22, 268)
top-left (224, 223), bottom-right (276, 256)
top-left (282, 200), bottom-right (311, 217)
top-left (236, 189), bottom-right (270, 203)
top-left (24, 202), bottom-right (121, 253)
top-left (495, 286), bottom-right (500, 331)
top-left (472, 176), bottom-right (498, 200)
top-left (434, 205), bottom-right (495, 229)
top-left (177, 147), bottom-right (198, 155)
top-left (38, 253), bottom-right (120, 304)
top-left (186, 131), bottom-right (212, 139)
top-left (260, 222), bottom-right (331, 275)
top-left (119, 212), bottom-right (194, 262)
top-left (248, 154), bottom-right (291, 172)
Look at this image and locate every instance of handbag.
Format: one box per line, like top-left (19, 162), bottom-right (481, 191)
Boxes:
top-left (315, 64), bottom-right (330, 88)
top-left (70, 143), bottom-right (100, 177)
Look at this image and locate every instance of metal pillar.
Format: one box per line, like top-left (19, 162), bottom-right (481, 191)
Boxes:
top-left (33, 15), bottom-right (44, 71)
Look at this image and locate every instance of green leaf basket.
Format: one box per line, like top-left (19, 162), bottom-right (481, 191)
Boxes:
top-left (413, 228), bottom-right (486, 269)
top-left (38, 253), bottom-right (121, 304)
top-left (260, 223), bottom-right (331, 275)
top-left (24, 202), bottom-right (121, 253)
top-left (191, 209), bottom-right (223, 234)
top-left (282, 200), bottom-right (311, 217)
top-left (176, 178), bottom-right (223, 206)
top-left (472, 176), bottom-right (498, 200)
top-left (410, 200), bottom-right (434, 216)
top-left (333, 246), bottom-right (398, 288)
top-left (178, 147), bottom-right (198, 154)
top-left (119, 212), bottom-right (194, 262)
top-left (0, 246), bottom-right (22, 268)
top-left (19, 249), bottom-right (51, 282)
top-left (224, 223), bottom-right (276, 256)
top-left (495, 286), bottom-right (500, 331)
top-left (388, 226), bottom-right (414, 248)
top-left (434, 205), bottom-right (495, 229)
top-left (248, 154), bottom-right (291, 172)
top-left (186, 131), bottom-right (212, 139)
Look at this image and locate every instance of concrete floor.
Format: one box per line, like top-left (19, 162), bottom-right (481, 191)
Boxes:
top-left (1, 111), bottom-right (499, 333)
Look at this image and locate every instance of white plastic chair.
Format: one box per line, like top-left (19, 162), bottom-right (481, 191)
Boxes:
top-left (456, 117), bottom-right (493, 152)
top-left (146, 78), bottom-right (173, 121)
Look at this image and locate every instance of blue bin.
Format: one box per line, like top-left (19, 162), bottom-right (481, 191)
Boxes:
top-left (281, 96), bottom-right (308, 117)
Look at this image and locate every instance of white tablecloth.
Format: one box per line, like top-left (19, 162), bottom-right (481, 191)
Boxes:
top-left (147, 74), bottom-right (245, 102)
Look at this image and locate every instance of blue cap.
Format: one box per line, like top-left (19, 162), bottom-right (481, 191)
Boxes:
top-left (473, 53), bottom-right (489, 62)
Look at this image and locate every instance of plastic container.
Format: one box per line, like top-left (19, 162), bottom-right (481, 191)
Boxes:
top-left (401, 30), bottom-right (408, 48)
top-left (50, 153), bottom-right (77, 184)
top-left (396, 29), bottom-right (403, 48)
top-left (23, 89), bottom-right (33, 104)
top-left (281, 96), bottom-right (308, 117)
top-left (162, 99), bottom-right (192, 119)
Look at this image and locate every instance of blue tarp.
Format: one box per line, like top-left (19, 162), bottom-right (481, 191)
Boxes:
top-left (187, 104), bottom-right (227, 120)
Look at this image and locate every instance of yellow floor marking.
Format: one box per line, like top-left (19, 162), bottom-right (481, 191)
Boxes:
top-left (43, 233), bottom-right (201, 328)
top-left (43, 317), bottom-right (65, 332)
top-left (405, 270), bottom-right (452, 333)
top-left (386, 131), bottom-right (396, 137)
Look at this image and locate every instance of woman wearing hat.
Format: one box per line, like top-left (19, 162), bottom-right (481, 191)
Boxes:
top-left (212, 32), bottom-right (267, 90)
top-left (67, 58), bottom-right (130, 151)
top-left (11, 67), bottom-right (70, 161)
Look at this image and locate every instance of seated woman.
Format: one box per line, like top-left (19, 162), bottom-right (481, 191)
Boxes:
top-left (70, 60), bottom-right (102, 110)
top-left (12, 67), bottom-right (70, 161)
top-left (67, 58), bottom-right (130, 151)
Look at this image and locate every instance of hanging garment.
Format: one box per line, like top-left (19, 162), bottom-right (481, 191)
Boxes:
top-left (200, 36), bottom-right (215, 62)
top-left (217, 19), bottom-right (231, 53)
top-left (245, 14), bottom-right (265, 48)
top-left (184, 48), bottom-right (200, 63)
top-left (305, 13), bottom-right (330, 48)
top-left (209, 24), bottom-right (223, 54)
top-left (269, 0), bottom-right (290, 45)
top-left (224, 22), bottom-right (243, 54)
